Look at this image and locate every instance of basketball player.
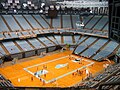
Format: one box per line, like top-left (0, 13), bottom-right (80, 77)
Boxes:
top-left (31, 76), bottom-right (33, 81)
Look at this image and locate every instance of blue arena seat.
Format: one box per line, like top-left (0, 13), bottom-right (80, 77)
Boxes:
top-left (54, 35), bottom-right (62, 45)
top-left (47, 36), bottom-right (59, 45)
top-left (74, 35), bottom-right (81, 44)
top-left (92, 41), bottom-right (119, 60)
top-left (0, 74), bottom-right (14, 88)
top-left (2, 41), bottom-right (21, 54)
top-left (53, 29), bottom-right (59, 33)
top-left (102, 23), bottom-right (108, 31)
top-left (17, 32), bottom-right (23, 37)
top-left (59, 29), bottom-right (67, 33)
top-left (27, 38), bottom-right (45, 49)
top-left (81, 39), bottom-right (108, 57)
top-left (83, 16), bottom-right (93, 26)
top-left (77, 35), bottom-right (88, 44)
top-left (93, 16), bottom-right (108, 30)
top-left (0, 46), bottom-right (6, 56)
top-left (52, 15), bottom-right (61, 28)
top-left (3, 15), bottom-right (21, 31)
top-left (43, 30), bottom-right (50, 33)
top-left (33, 30), bottom-right (40, 34)
top-left (16, 40), bottom-right (33, 51)
top-left (21, 31), bottom-right (30, 36)
top-left (72, 15), bottom-right (80, 29)
top-left (41, 15), bottom-right (51, 26)
top-left (23, 15), bottom-right (42, 29)
top-left (38, 37), bottom-right (55, 47)
top-left (0, 16), bottom-right (10, 32)
top-left (14, 15), bottom-right (32, 30)
top-left (10, 32), bottom-right (18, 38)
top-left (33, 15), bottom-right (49, 29)
top-left (0, 33), bottom-right (5, 39)
top-left (63, 36), bottom-right (73, 45)
top-left (74, 36), bottom-right (88, 54)
top-left (4, 33), bottom-right (11, 39)
top-left (77, 37), bottom-right (97, 54)
top-left (85, 16), bottom-right (101, 29)
top-left (62, 15), bottom-right (72, 28)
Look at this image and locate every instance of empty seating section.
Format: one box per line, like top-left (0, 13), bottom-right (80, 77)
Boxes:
top-left (93, 72), bottom-right (108, 81)
top-left (4, 33), bottom-right (11, 39)
top-left (2, 41), bottom-right (20, 54)
top-left (93, 16), bottom-right (108, 30)
top-left (39, 29), bottom-right (45, 33)
top-left (65, 29), bottom-right (71, 32)
top-left (59, 29), bottom-right (66, 33)
top-left (8, 33), bottom-right (18, 38)
top-left (14, 15), bottom-right (32, 30)
top-left (28, 31), bottom-right (34, 35)
top-left (43, 30), bottom-right (50, 33)
top-left (77, 36), bottom-right (88, 44)
top-left (0, 74), bottom-right (14, 88)
top-left (0, 14), bottom-right (118, 62)
top-left (41, 30), bottom-right (49, 34)
top-left (3, 15), bottom-right (21, 31)
top-left (21, 31), bottom-right (30, 36)
top-left (15, 40), bottom-right (33, 51)
top-left (74, 35), bottom-right (80, 44)
top-left (81, 48), bottom-right (98, 58)
top-left (78, 37), bottom-right (97, 54)
top-left (74, 45), bottom-right (84, 54)
top-left (41, 15), bottom-right (51, 26)
top-left (103, 77), bottom-right (120, 89)
top-left (49, 30), bottom-right (55, 33)
top-left (38, 37), bottom-right (55, 47)
top-left (53, 29), bottom-right (59, 33)
top-left (92, 41), bottom-right (119, 60)
top-left (27, 38), bottom-right (45, 49)
top-left (0, 15), bottom-right (109, 41)
top-left (72, 15), bottom-right (80, 29)
top-left (83, 16), bottom-right (92, 26)
top-left (63, 36), bottom-right (73, 45)
top-left (105, 76), bottom-right (120, 83)
top-left (81, 63), bottom-right (120, 89)
top-left (0, 82), bottom-right (11, 87)
top-left (84, 16), bottom-right (101, 29)
top-left (85, 30), bottom-right (93, 33)
top-left (81, 39), bottom-right (108, 58)
top-left (33, 30), bottom-right (40, 34)
top-left (54, 35), bottom-right (62, 45)
top-left (0, 34), bottom-right (4, 39)
top-left (74, 36), bottom-right (88, 54)
top-left (23, 15), bottom-right (42, 29)
top-left (0, 46), bottom-right (6, 57)
top-left (47, 36), bottom-right (59, 45)
top-left (103, 23), bottom-right (108, 31)
top-left (97, 64), bottom-right (120, 81)
top-left (52, 15), bottom-right (61, 28)
top-left (33, 15), bottom-right (49, 28)
top-left (62, 15), bottom-right (72, 28)
top-left (76, 29), bottom-right (86, 33)
top-left (0, 16), bottom-right (9, 32)
top-left (17, 32), bottom-right (23, 37)
top-left (93, 31), bottom-right (103, 35)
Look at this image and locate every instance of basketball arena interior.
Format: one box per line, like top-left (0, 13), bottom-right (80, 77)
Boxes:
top-left (0, 0), bottom-right (120, 90)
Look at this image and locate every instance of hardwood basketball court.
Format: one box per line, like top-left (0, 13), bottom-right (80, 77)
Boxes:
top-left (0, 50), bottom-right (114, 87)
